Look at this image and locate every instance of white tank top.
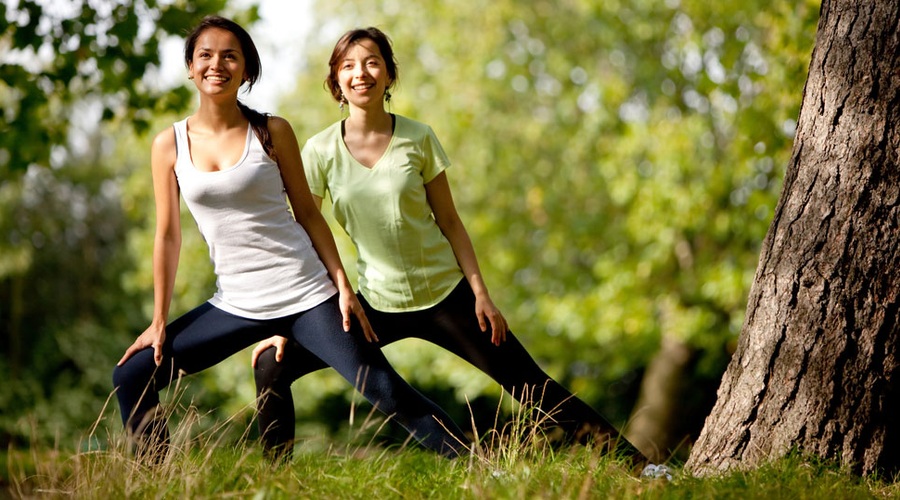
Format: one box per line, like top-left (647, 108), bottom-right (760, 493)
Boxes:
top-left (173, 118), bottom-right (337, 319)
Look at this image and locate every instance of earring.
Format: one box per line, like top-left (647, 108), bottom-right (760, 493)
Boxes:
top-left (339, 94), bottom-right (346, 113)
top-left (188, 74), bottom-right (194, 80)
top-left (384, 90), bottom-right (392, 103)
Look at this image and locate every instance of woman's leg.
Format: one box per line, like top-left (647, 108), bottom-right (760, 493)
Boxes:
top-left (253, 342), bottom-right (327, 459)
top-left (254, 297), bottom-right (409, 459)
top-left (112, 302), bottom-right (273, 459)
top-left (366, 281), bottom-right (646, 461)
top-left (287, 296), bottom-right (467, 457)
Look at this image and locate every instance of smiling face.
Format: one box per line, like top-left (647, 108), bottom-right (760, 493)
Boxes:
top-left (187, 27), bottom-right (248, 97)
top-left (336, 38), bottom-right (393, 111)
top-left (326, 28), bottom-right (398, 107)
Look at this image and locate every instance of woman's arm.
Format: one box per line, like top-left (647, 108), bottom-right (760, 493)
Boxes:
top-left (269, 116), bottom-right (376, 342)
top-left (118, 128), bottom-right (182, 366)
top-left (426, 171), bottom-right (508, 345)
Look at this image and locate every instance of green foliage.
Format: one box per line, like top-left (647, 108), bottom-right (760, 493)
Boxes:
top-left (0, 0), bottom-right (243, 176)
top-left (0, 148), bottom-right (137, 445)
top-left (0, 0), bottom-right (258, 448)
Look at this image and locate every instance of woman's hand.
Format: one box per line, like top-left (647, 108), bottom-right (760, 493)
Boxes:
top-left (118, 322), bottom-right (166, 366)
top-left (339, 289), bottom-right (378, 343)
top-left (475, 294), bottom-right (508, 346)
top-left (251, 335), bottom-right (288, 367)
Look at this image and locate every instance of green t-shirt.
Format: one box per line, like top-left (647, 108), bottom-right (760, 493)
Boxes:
top-left (303, 115), bottom-right (464, 312)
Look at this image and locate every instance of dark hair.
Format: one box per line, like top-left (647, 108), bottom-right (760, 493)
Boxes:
top-left (325, 27), bottom-right (398, 103)
top-left (183, 16), bottom-right (274, 159)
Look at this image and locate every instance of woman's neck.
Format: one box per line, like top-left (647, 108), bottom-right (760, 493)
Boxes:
top-left (345, 106), bottom-right (392, 135)
top-left (192, 97), bottom-right (247, 133)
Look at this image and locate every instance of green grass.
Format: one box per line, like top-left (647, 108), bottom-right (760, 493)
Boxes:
top-left (5, 439), bottom-right (898, 499)
top-left (6, 429), bottom-right (900, 499)
top-left (4, 392), bottom-right (900, 498)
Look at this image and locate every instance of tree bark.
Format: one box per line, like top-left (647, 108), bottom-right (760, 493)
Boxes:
top-left (686, 1), bottom-right (900, 476)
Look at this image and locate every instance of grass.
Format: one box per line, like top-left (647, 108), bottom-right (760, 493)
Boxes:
top-left (6, 440), bottom-right (898, 499)
top-left (4, 390), bottom-right (900, 498)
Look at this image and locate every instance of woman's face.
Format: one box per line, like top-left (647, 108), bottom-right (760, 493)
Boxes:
top-left (188, 27), bottom-right (248, 97)
top-left (337, 38), bottom-right (392, 111)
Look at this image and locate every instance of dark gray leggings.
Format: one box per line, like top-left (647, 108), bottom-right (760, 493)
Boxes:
top-left (254, 281), bottom-right (645, 462)
top-left (112, 295), bottom-right (465, 459)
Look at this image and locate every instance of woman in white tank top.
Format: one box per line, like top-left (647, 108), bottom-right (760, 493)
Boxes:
top-left (111, 16), bottom-right (467, 463)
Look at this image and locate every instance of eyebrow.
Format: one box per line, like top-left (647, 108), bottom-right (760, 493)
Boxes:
top-left (197, 47), bottom-right (240, 53)
top-left (342, 54), bottom-right (381, 62)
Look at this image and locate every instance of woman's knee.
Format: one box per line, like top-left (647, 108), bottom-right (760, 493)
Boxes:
top-left (112, 351), bottom-right (155, 392)
top-left (253, 346), bottom-right (285, 391)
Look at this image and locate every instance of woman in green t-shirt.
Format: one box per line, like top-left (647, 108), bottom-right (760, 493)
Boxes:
top-left (252, 27), bottom-right (646, 465)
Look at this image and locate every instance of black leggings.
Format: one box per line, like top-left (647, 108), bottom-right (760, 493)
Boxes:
top-left (255, 281), bottom-right (645, 461)
top-left (112, 296), bottom-right (465, 459)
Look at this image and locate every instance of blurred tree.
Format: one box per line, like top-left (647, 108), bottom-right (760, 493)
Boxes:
top-left (276, 0), bottom-right (819, 460)
top-left (687, 0), bottom-right (900, 477)
top-left (0, 0), bottom-right (244, 177)
top-left (0, 0), bottom-right (256, 446)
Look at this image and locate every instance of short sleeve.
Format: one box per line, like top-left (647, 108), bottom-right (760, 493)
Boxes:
top-left (301, 141), bottom-right (327, 198)
top-left (421, 125), bottom-right (451, 183)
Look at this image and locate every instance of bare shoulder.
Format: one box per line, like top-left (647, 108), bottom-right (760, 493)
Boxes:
top-left (266, 116), bottom-right (302, 157)
top-left (151, 126), bottom-right (176, 148)
top-left (266, 115), bottom-right (294, 137)
top-left (150, 126), bottom-right (177, 167)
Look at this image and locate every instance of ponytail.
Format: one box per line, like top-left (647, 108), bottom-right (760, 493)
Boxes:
top-left (237, 101), bottom-right (275, 161)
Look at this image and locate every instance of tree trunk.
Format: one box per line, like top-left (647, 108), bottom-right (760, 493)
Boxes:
top-left (626, 336), bottom-right (692, 464)
top-left (686, 1), bottom-right (900, 477)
